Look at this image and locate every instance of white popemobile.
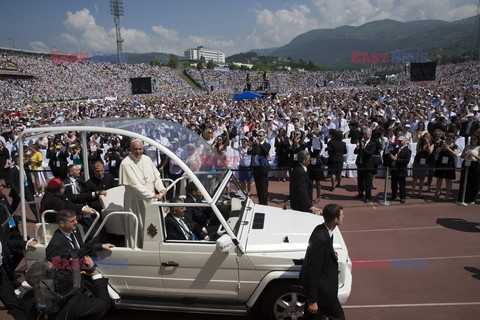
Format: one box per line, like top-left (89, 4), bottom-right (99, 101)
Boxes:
top-left (19, 118), bottom-right (352, 320)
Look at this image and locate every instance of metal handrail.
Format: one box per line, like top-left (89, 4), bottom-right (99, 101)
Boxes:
top-left (93, 211), bottom-right (139, 249)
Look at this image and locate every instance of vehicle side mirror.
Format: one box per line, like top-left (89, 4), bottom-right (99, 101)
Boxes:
top-left (216, 234), bottom-right (233, 253)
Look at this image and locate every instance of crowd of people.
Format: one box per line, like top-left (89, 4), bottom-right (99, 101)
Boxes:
top-left (0, 52), bottom-right (480, 319)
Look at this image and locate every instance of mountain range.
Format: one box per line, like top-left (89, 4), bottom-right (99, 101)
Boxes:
top-left (257, 15), bottom-right (478, 69)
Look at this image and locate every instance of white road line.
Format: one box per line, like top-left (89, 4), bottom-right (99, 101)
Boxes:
top-left (343, 226), bottom-right (444, 233)
top-left (351, 254), bottom-right (480, 262)
top-left (344, 302), bottom-right (480, 308)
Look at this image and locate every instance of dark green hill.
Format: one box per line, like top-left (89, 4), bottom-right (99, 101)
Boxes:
top-left (269, 16), bottom-right (477, 68)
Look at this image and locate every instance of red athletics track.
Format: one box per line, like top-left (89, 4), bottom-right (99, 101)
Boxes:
top-left (2, 176), bottom-right (480, 320)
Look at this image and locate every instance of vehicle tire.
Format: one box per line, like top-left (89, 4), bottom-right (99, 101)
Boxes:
top-left (262, 282), bottom-right (306, 320)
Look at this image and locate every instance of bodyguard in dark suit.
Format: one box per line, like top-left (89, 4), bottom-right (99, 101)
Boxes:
top-left (289, 151), bottom-right (321, 214)
top-left (0, 185), bottom-right (38, 272)
top-left (46, 141), bottom-right (69, 180)
top-left (389, 136), bottom-right (412, 203)
top-left (0, 231), bottom-right (26, 320)
top-left (184, 182), bottom-right (212, 227)
top-left (8, 157), bottom-right (37, 220)
top-left (354, 129), bottom-right (377, 202)
top-left (45, 209), bottom-right (113, 262)
top-left (250, 129), bottom-right (271, 205)
top-left (300, 203), bottom-right (345, 320)
top-left (459, 114), bottom-right (479, 139)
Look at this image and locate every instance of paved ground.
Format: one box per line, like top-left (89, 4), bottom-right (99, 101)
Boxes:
top-left (2, 175), bottom-right (480, 320)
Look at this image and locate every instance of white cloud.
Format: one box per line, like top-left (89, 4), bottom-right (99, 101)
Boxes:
top-left (311, 0), bottom-right (477, 28)
top-left (246, 5), bottom-right (320, 49)
top-left (29, 41), bottom-right (49, 52)
top-left (152, 25), bottom-right (179, 42)
top-left (58, 9), bottom-right (239, 55)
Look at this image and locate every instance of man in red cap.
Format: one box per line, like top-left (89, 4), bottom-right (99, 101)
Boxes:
top-left (41, 178), bottom-right (96, 223)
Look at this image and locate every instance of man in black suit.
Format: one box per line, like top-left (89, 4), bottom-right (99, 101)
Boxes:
top-left (354, 129), bottom-right (377, 203)
top-left (250, 129), bottom-right (271, 205)
top-left (84, 161), bottom-right (117, 212)
top-left (46, 140), bottom-right (69, 180)
top-left (289, 151), bottom-right (321, 214)
top-left (299, 203), bottom-right (345, 320)
top-left (1, 182), bottom-right (38, 272)
top-left (389, 135), bottom-right (412, 204)
top-left (1, 216), bottom-right (37, 320)
top-left (165, 198), bottom-right (210, 241)
top-left (184, 182), bottom-right (212, 227)
top-left (8, 157), bottom-right (37, 220)
top-left (45, 209), bottom-right (114, 262)
top-left (459, 113), bottom-right (479, 140)
top-left (24, 256), bottom-right (111, 320)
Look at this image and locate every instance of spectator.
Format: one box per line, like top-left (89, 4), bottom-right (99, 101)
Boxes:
top-left (434, 133), bottom-right (458, 201)
top-left (327, 130), bottom-right (347, 191)
top-left (388, 136), bottom-right (412, 204)
top-left (411, 133), bottom-right (434, 199)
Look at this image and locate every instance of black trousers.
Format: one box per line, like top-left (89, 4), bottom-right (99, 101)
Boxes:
top-left (252, 168), bottom-right (269, 205)
top-left (0, 266), bottom-right (25, 320)
top-left (391, 173), bottom-right (407, 199)
top-left (304, 295), bottom-right (345, 320)
top-left (357, 168), bottom-right (373, 199)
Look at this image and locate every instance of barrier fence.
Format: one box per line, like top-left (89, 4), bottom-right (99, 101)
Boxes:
top-left (22, 164), bottom-right (477, 207)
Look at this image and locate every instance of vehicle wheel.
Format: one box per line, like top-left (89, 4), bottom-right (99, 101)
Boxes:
top-left (262, 282), bottom-right (306, 320)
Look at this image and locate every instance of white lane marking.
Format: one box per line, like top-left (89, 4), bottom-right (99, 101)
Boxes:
top-left (351, 254), bottom-right (480, 262)
top-left (344, 302), bottom-right (480, 308)
top-left (343, 226), bottom-right (444, 233)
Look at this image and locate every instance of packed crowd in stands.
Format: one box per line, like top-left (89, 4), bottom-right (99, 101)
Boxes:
top-left (0, 54), bottom-right (479, 206)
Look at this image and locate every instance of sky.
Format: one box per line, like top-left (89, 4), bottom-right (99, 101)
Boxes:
top-left (0, 0), bottom-right (478, 57)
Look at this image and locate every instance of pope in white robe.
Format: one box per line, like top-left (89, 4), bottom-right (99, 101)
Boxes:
top-left (119, 139), bottom-right (166, 246)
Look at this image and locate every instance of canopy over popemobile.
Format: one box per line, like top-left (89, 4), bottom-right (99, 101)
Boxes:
top-left (18, 118), bottom-right (244, 251)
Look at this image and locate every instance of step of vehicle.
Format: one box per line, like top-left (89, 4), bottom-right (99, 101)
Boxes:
top-left (115, 295), bottom-right (248, 315)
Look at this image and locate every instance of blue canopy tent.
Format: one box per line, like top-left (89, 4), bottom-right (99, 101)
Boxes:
top-left (233, 91), bottom-right (263, 100)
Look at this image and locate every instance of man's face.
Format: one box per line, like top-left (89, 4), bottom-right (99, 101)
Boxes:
top-left (257, 131), bottom-right (265, 142)
top-left (301, 154), bottom-right (311, 166)
top-left (59, 215), bottom-right (78, 232)
top-left (130, 141), bottom-right (144, 159)
top-left (335, 209), bottom-right (345, 226)
top-left (172, 205), bottom-right (186, 218)
top-left (70, 166), bottom-right (81, 178)
top-left (93, 164), bottom-right (105, 179)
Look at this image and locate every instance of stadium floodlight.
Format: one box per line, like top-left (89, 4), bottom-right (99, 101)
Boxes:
top-left (110, 0), bottom-right (124, 17)
top-left (110, 0), bottom-right (125, 63)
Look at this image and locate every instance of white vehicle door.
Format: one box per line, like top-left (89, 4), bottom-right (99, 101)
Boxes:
top-left (160, 240), bottom-right (238, 299)
top-left (159, 240), bottom-right (240, 300)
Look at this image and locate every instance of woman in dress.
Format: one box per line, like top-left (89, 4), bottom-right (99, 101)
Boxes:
top-left (427, 129), bottom-right (445, 192)
top-left (412, 122), bottom-right (427, 143)
top-left (457, 134), bottom-right (480, 204)
top-left (411, 132), bottom-right (434, 199)
top-left (29, 144), bottom-right (45, 196)
top-left (327, 130), bottom-right (347, 191)
top-left (307, 124), bottom-right (324, 203)
top-left (434, 133), bottom-right (458, 201)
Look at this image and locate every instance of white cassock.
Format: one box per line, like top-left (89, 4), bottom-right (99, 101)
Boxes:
top-left (119, 154), bottom-right (165, 247)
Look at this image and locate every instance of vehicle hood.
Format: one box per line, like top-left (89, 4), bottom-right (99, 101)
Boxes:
top-left (244, 205), bottom-right (324, 255)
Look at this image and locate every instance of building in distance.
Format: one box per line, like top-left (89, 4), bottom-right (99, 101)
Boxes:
top-left (184, 46), bottom-right (225, 63)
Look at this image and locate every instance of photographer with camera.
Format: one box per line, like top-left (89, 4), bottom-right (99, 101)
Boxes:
top-left (24, 255), bottom-right (111, 320)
